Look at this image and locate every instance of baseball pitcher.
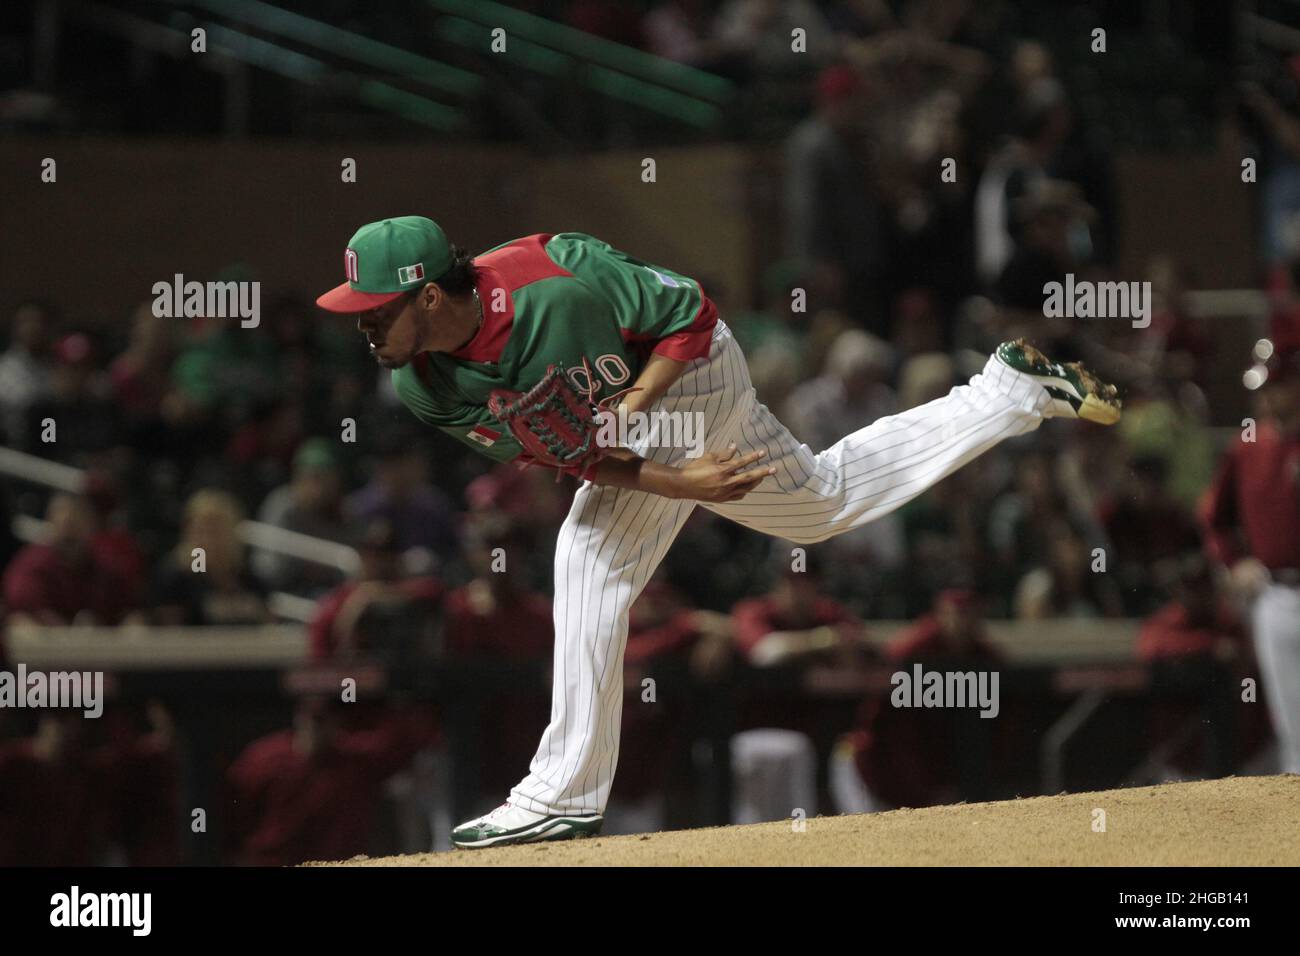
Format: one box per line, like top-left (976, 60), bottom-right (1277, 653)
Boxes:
top-left (315, 216), bottom-right (1121, 848)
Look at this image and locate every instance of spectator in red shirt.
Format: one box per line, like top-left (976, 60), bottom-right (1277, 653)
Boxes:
top-left (847, 589), bottom-right (1008, 810)
top-left (885, 588), bottom-right (1003, 663)
top-left (1099, 454), bottom-right (1202, 614)
top-left (1201, 350), bottom-right (1300, 577)
top-left (83, 469), bottom-right (147, 608)
top-left (3, 492), bottom-right (139, 626)
top-left (0, 708), bottom-right (177, 866)
top-left (1200, 347), bottom-right (1300, 772)
top-left (442, 515), bottom-right (552, 661)
top-left (616, 577), bottom-right (733, 817)
top-left (109, 303), bottom-right (177, 419)
top-left (224, 698), bottom-right (434, 866)
top-left (308, 518), bottom-right (442, 661)
top-left (1137, 554), bottom-right (1265, 777)
top-left (460, 464), bottom-right (566, 605)
top-left (731, 552), bottom-right (866, 668)
top-left (442, 515), bottom-right (553, 798)
top-left (1264, 258), bottom-right (1300, 354)
top-left (729, 552), bottom-right (873, 751)
top-left (0, 713), bottom-right (115, 865)
top-left (1138, 555), bottom-right (1244, 662)
top-left (626, 578), bottom-right (733, 678)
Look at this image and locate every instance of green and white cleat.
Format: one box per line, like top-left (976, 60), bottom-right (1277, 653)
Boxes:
top-left (451, 803), bottom-right (604, 849)
top-left (995, 338), bottom-right (1121, 425)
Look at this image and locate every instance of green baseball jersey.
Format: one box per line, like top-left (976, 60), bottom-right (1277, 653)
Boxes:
top-left (391, 232), bottom-right (718, 468)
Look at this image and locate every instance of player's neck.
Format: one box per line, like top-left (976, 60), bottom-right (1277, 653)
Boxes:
top-left (449, 290), bottom-right (483, 353)
top-left (426, 291), bottom-right (483, 354)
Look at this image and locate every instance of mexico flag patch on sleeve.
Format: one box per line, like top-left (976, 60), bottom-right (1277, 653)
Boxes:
top-left (467, 425), bottom-right (500, 448)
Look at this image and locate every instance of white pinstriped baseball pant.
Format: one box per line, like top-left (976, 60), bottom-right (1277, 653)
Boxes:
top-left (508, 321), bottom-right (1052, 816)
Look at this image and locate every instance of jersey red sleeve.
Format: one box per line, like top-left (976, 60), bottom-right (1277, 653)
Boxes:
top-left (1199, 447), bottom-right (1244, 568)
top-left (625, 611), bottom-right (699, 663)
top-left (645, 294), bottom-right (719, 363)
top-left (730, 598), bottom-right (775, 658)
top-left (306, 584), bottom-right (353, 660)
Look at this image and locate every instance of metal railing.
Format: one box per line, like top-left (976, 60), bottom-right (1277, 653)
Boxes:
top-left (1, 446), bottom-right (360, 578)
top-left (429, 0), bottom-right (732, 104)
top-left (61, 0), bottom-right (468, 132)
top-left (47, 0), bottom-right (737, 139)
top-left (4, 620), bottom-right (307, 668)
top-left (425, 0), bottom-right (734, 129)
top-left (182, 0), bottom-right (483, 98)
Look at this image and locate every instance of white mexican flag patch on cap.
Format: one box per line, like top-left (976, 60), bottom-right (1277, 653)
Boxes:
top-left (397, 263), bottom-right (425, 284)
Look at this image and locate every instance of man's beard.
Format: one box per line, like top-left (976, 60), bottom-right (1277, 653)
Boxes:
top-left (371, 345), bottom-right (407, 370)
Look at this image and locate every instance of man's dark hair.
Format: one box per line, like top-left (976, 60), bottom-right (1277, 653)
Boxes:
top-left (434, 244), bottom-right (479, 296)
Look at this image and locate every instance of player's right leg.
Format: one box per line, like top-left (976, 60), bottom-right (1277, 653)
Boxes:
top-left (702, 339), bottom-right (1120, 544)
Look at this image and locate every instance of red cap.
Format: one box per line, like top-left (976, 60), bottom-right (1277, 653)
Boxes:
top-left (315, 285), bottom-right (404, 314)
top-left (82, 470), bottom-right (119, 516)
top-left (53, 333), bottom-right (93, 366)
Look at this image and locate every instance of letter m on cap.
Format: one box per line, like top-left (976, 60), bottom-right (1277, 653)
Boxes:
top-left (398, 263), bottom-right (425, 285)
top-left (344, 248), bottom-right (360, 283)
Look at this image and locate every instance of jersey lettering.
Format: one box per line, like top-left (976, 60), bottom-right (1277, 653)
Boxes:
top-left (594, 354), bottom-right (631, 386)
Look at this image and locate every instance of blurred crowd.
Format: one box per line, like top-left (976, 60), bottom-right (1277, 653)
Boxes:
top-left (3, 2), bottom-right (1300, 866)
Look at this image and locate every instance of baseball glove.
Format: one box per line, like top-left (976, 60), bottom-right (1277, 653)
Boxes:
top-left (488, 363), bottom-right (634, 474)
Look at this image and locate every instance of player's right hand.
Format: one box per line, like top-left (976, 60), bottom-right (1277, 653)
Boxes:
top-left (673, 444), bottom-right (776, 502)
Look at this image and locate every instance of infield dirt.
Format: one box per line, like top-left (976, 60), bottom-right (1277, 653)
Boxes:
top-left (316, 774), bottom-right (1300, 866)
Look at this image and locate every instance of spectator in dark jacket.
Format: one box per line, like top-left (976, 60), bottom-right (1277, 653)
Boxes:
top-left (150, 489), bottom-right (270, 626)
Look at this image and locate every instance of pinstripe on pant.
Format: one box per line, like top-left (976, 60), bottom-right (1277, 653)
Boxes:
top-left (508, 321), bottom-right (1052, 815)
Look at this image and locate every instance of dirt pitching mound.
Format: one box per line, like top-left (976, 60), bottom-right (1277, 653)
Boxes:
top-left (319, 775), bottom-right (1300, 866)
